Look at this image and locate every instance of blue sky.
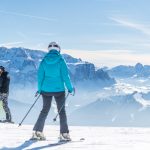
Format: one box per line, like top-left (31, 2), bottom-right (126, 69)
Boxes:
top-left (0, 0), bottom-right (150, 67)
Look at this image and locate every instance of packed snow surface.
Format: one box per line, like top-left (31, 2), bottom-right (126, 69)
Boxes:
top-left (0, 124), bottom-right (150, 150)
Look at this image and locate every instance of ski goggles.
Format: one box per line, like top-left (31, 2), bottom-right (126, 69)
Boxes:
top-left (48, 44), bottom-right (59, 48)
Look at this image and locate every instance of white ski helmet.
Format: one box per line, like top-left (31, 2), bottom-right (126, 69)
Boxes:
top-left (48, 42), bottom-right (61, 52)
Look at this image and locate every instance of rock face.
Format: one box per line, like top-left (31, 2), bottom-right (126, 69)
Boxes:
top-left (0, 47), bottom-right (115, 87)
top-left (107, 63), bottom-right (150, 78)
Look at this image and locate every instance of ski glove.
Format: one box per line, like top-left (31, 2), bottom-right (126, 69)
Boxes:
top-left (68, 87), bottom-right (75, 96)
top-left (35, 91), bottom-right (41, 97)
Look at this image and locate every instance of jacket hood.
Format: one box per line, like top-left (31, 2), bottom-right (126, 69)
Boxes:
top-left (43, 50), bottom-right (62, 64)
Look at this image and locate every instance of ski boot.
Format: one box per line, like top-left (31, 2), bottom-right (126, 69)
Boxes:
top-left (31, 131), bottom-right (46, 141)
top-left (59, 133), bottom-right (71, 142)
top-left (1, 119), bottom-right (14, 124)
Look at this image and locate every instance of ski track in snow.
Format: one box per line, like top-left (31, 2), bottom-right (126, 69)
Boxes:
top-left (0, 124), bottom-right (150, 150)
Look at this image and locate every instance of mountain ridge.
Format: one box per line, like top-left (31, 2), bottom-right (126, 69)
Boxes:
top-left (0, 47), bottom-right (115, 87)
top-left (106, 63), bottom-right (150, 78)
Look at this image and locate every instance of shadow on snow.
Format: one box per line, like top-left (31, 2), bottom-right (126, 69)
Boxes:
top-left (1, 140), bottom-right (67, 150)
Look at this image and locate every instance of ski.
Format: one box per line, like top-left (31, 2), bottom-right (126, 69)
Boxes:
top-left (58, 139), bottom-right (71, 143)
top-left (58, 138), bottom-right (85, 144)
top-left (28, 138), bottom-right (85, 143)
top-left (28, 138), bottom-right (48, 142)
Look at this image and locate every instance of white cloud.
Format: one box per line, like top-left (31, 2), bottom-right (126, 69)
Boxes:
top-left (63, 49), bottom-right (150, 67)
top-left (110, 17), bottom-right (150, 36)
top-left (0, 10), bottom-right (56, 22)
top-left (0, 42), bottom-right (23, 47)
top-left (93, 39), bottom-right (125, 44)
top-left (93, 38), bottom-right (150, 50)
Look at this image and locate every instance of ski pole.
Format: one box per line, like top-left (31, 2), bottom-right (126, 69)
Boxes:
top-left (53, 88), bottom-right (75, 122)
top-left (53, 92), bottom-right (69, 122)
top-left (18, 94), bottom-right (41, 127)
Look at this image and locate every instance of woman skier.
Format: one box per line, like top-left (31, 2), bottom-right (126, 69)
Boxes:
top-left (32, 42), bottom-right (74, 141)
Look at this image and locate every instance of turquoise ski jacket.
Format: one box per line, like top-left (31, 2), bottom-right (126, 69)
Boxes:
top-left (38, 50), bottom-right (73, 93)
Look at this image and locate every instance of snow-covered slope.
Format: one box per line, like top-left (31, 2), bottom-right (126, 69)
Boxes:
top-left (1, 124), bottom-right (150, 150)
top-left (70, 92), bottom-right (150, 126)
top-left (0, 47), bottom-right (115, 87)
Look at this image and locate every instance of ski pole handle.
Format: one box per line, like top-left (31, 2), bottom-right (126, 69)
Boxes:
top-left (35, 91), bottom-right (40, 97)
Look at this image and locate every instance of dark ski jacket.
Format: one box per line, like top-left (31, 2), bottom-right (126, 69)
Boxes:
top-left (0, 71), bottom-right (10, 93)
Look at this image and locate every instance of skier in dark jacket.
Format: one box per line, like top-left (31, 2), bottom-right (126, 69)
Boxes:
top-left (32, 42), bottom-right (74, 141)
top-left (0, 66), bottom-right (12, 122)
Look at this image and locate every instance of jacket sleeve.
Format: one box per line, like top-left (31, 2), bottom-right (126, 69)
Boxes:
top-left (6, 75), bottom-right (10, 88)
top-left (4, 75), bottom-right (10, 93)
top-left (61, 59), bottom-right (73, 92)
top-left (38, 61), bottom-right (45, 92)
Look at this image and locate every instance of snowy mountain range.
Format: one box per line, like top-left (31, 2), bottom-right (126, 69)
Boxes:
top-left (70, 92), bottom-right (150, 127)
top-left (1, 47), bottom-right (150, 127)
top-left (106, 63), bottom-right (150, 78)
top-left (0, 47), bottom-right (115, 87)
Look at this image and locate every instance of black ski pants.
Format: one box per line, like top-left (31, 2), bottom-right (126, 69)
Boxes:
top-left (33, 91), bottom-right (69, 133)
top-left (0, 93), bottom-right (12, 121)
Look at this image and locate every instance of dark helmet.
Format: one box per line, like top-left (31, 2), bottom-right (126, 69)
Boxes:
top-left (0, 66), bottom-right (5, 71)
